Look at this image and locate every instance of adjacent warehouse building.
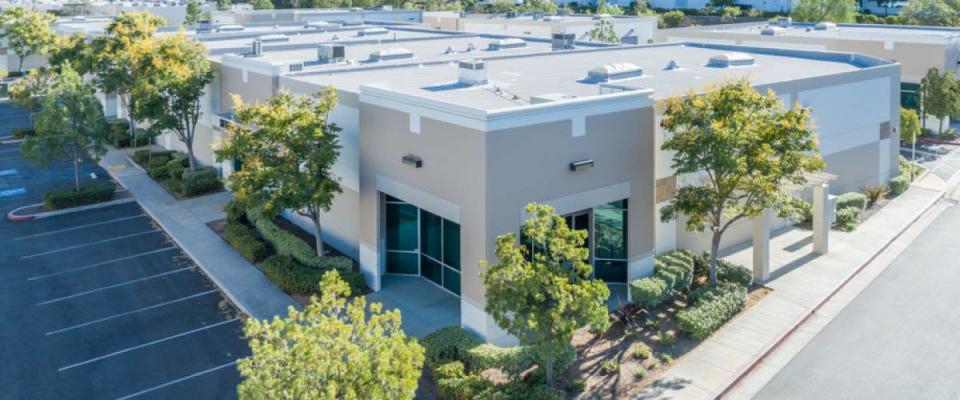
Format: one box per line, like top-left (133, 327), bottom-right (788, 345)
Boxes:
top-left (422, 12), bottom-right (657, 44)
top-left (210, 7), bottom-right (423, 25)
top-left (657, 21), bottom-right (960, 108)
top-left (130, 20), bottom-right (900, 342)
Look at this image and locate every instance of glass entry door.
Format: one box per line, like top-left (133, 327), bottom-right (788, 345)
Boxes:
top-left (561, 199), bottom-right (628, 283)
top-left (384, 194), bottom-right (461, 296)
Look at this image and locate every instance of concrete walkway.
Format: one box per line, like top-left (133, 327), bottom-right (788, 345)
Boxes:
top-left (366, 275), bottom-right (461, 338)
top-left (99, 148), bottom-right (296, 321)
top-left (637, 176), bottom-right (948, 400)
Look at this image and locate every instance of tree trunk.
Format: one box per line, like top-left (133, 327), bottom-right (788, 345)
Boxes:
top-left (545, 356), bottom-right (555, 388)
top-left (312, 211), bottom-right (324, 257)
top-left (186, 140), bottom-right (197, 171)
top-left (709, 231), bottom-right (721, 286)
top-left (939, 117), bottom-right (944, 135)
top-left (72, 149), bottom-right (80, 192)
top-left (17, 56), bottom-right (23, 74)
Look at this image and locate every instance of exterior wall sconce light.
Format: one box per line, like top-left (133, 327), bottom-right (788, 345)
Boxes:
top-left (569, 159), bottom-right (594, 171)
top-left (402, 154), bottom-right (423, 168)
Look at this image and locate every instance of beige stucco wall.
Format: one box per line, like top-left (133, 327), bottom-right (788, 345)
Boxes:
top-left (219, 65), bottom-right (278, 113)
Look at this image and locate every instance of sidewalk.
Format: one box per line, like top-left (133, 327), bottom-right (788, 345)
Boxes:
top-left (636, 177), bottom-right (947, 400)
top-left (99, 148), bottom-right (297, 321)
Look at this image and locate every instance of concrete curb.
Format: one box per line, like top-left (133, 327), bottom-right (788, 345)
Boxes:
top-left (5, 195), bottom-right (136, 222)
top-left (0, 138), bottom-right (23, 145)
top-left (715, 186), bottom-right (946, 399)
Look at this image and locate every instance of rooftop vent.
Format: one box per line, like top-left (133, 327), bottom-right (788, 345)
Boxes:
top-left (318, 44), bottom-right (345, 63)
top-left (814, 22), bottom-right (837, 30)
top-left (369, 48), bottom-right (413, 62)
top-left (331, 34), bottom-right (340, 41)
top-left (444, 46), bottom-right (456, 54)
top-left (487, 38), bottom-right (526, 51)
top-left (288, 62), bottom-right (304, 73)
top-left (466, 42), bottom-right (476, 52)
top-left (359, 27), bottom-right (389, 36)
top-left (257, 34), bottom-right (289, 43)
top-left (341, 20), bottom-right (364, 26)
top-left (305, 21), bottom-right (336, 29)
top-left (761, 26), bottom-right (786, 35)
top-left (218, 24), bottom-right (244, 32)
top-left (665, 60), bottom-right (680, 70)
top-left (708, 52), bottom-right (755, 68)
top-left (587, 63), bottom-right (643, 82)
top-left (458, 59), bottom-right (486, 86)
top-left (251, 39), bottom-right (263, 57)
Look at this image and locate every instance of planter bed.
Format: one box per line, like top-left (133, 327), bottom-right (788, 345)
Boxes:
top-left (129, 149), bottom-right (223, 199)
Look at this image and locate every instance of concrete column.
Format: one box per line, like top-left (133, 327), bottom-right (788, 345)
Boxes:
top-left (813, 183), bottom-right (829, 255)
top-left (752, 208), bottom-right (772, 282)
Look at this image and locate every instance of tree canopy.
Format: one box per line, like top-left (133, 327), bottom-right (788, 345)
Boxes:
top-left (901, 0), bottom-right (958, 26)
top-left (216, 89), bottom-right (343, 256)
top-left (481, 202), bottom-right (610, 387)
top-left (900, 107), bottom-right (921, 147)
top-left (0, 7), bottom-right (57, 73)
top-left (921, 68), bottom-right (960, 134)
top-left (9, 68), bottom-right (55, 121)
top-left (238, 270), bottom-right (424, 400)
top-left (132, 33), bottom-right (213, 170)
top-left (185, 0), bottom-right (203, 25)
top-left (660, 80), bottom-right (825, 284)
top-left (21, 64), bottom-right (108, 191)
top-left (790, 0), bottom-right (858, 22)
top-left (587, 19), bottom-right (620, 44)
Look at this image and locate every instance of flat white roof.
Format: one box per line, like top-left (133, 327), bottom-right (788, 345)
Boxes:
top-left (683, 22), bottom-right (960, 44)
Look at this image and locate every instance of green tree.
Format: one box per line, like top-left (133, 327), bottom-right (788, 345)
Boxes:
top-left (133, 34), bottom-right (213, 171)
top-left (91, 12), bottom-right (165, 149)
top-left (791, 0), bottom-right (858, 22)
top-left (900, 107), bottom-right (921, 146)
top-left (596, 0), bottom-right (625, 15)
top-left (659, 10), bottom-right (686, 28)
top-left (216, 89), bottom-right (342, 257)
top-left (217, 0), bottom-right (232, 10)
top-left (520, 0), bottom-right (558, 13)
top-left (587, 19), bottom-right (620, 43)
top-left (251, 0), bottom-right (276, 9)
top-left (0, 7), bottom-right (57, 73)
top-left (921, 68), bottom-right (960, 135)
top-left (660, 80), bottom-right (825, 285)
top-left (480, 203), bottom-right (611, 388)
top-left (238, 270), bottom-right (424, 400)
top-left (9, 68), bottom-right (55, 124)
top-left (21, 64), bottom-right (108, 191)
top-left (185, 0), bottom-right (203, 25)
top-left (49, 34), bottom-right (93, 75)
top-left (901, 0), bottom-right (957, 25)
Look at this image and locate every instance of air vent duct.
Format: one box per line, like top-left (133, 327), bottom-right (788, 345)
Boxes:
top-left (359, 27), bottom-right (389, 36)
top-left (708, 52), bottom-right (755, 67)
top-left (369, 48), bottom-right (413, 62)
top-left (587, 63), bottom-right (643, 82)
top-left (318, 44), bottom-right (345, 63)
top-left (257, 34), bottom-right (289, 43)
top-left (487, 38), bottom-right (526, 51)
top-left (552, 33), bottom-right (575, 51)
top-left (251, 38), bottom-right (263, 57)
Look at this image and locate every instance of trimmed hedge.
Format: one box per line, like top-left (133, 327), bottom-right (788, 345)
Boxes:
top-left (11, 127), bottom-right (34, 139)
top-left (43, 185), bottom-right (116, 210)
top-left (629, 250), bottom-right (695, 309)
top-left (676, 283), bottom-right (747, 340)
top-left (262, 255), bottom-right (327, 295)
top-left (147, 154), bottom-right (172, 178)
top-left (889, 174), bottom-right (910, 195)
top-left (249, 212), bottom-right (352, 272)
top-left (180, 166), bottom-right (220, 196)
top-left (435, 361), bottom-right (494, 400)
top-left (225, 222), bottom-right (267, 262)
top-left (421, 326), bottom-right (483, 370)
top-left (836, 192), bottom-right (868, 211)
top-left (225, 199), bottom-right (246, 223)
top-left (691, 251), bottom-right (753, 286)
top-left (836, 207), bottom-right (861, 232)
top-left (467, 343), bottom-right (575, 379)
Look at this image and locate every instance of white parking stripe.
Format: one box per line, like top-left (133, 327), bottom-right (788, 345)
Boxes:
top-left (27, 247), bottom-right (177, 281)
top-left (46, 290), bottom-right (219, 336)
top-left (15, 214), bottom-right (146, 240)
top-left (36, 267), bottom-right (194, 306)
top-left (58, 318), bottom-right (240, 371)
top-left (20, 229), bottom-right (161, 259)
top-left (113, 360), bottom-right (239, 400)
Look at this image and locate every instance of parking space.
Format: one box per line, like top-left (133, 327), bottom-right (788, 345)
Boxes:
top-left (0, 103), bottom-right (248, 399)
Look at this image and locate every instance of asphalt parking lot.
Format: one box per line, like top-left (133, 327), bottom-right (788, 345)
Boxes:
top-left (0, 104), bottom-right (248, 399)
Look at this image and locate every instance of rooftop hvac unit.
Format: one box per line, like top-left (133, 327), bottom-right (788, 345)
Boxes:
top-left (552, 33), bottom-right (575, 51)
top-left (251, 38), bottom-right (263, 57)
top-left (196, 20), bottom-right (214, 34)
top-left (487, 38), bottom-right (526, 51)
top-left (587, 63), bottom-right (643, 82)
top-left (761, 26), bottom-right (786, 36)
top-left (707, 52), bottom-right (755, 68)
top-left (305, 21), bottom-right (337, 29)
top-left (359, 27), bottom-right (389, 36)
top-left (288, 63), bottom-right (304, 73)
top-left (318, 44), bottom-right (346, 62)
top-left (369, 48), bottom-right (413, 62)
top-left (458, 59), bottom-right (486, 86)
top-left (257, 34), bottom-right (289, 43)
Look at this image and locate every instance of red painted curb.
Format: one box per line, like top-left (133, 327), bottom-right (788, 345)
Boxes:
top-left (714, 190), bottom-right (946, 399)
top-left (5, 209), bottom-right (36, 222)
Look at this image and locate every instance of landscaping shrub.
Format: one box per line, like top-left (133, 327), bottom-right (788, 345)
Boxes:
top-left (249, 211), bottom-right (352, 272)
top-left (106, 118), bottom-right (129, 146)
top-left (10, 127), bottom-right (34, 139)
top-left (165, 153), bottom-right (187, 180)
top-left (225, 199), bottom-right (246, 223)
top-left (262, 254), bottom-right (330, 295)
top-left (630, 277), bottom-right (670, 309)
top-left (435, 361), bottom-right (495, 400)
top-left (225, 222), bottom-right (267, 262)
top-left (836, 207), bottom-right (861, 232)
top-left (147, 155), bottom-right (172, 178)
top-left (43, 185), bottom-right (115, 210)
top-left (836, 192), bottom-right (868, 211)
top-left (420, 326), bottom-right (482, 370)
top-left (691, 251), bottom-right (752, 286)
top-left (889, 174), bottom-right (910, 195)
top-left (180, 166), bottom-right (220, 196)
top-left (632, 343), bottom-right (652, 360)
top-left (629, 250), bottom-right (696, 309)
top-left (132, 149), bottom-right (151, 164)
top-left (863, 185), bottom-right (887, 206)
top-left (677, 283), bottom-right (747, 340)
